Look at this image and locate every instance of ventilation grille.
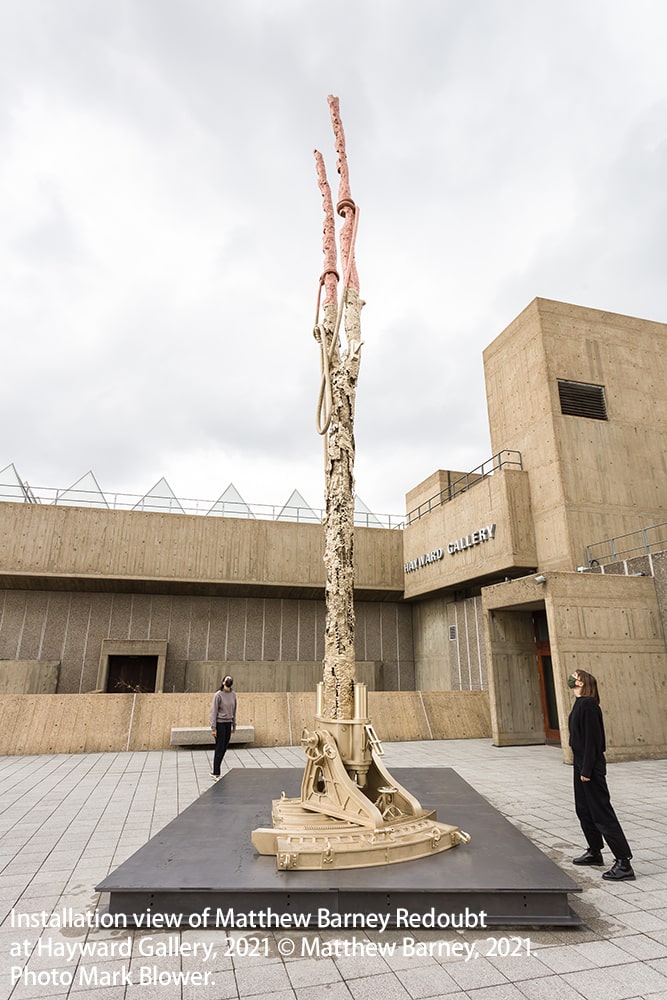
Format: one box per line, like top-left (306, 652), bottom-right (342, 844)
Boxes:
top-left (557, 379), bottom-right (608, 420)
top-left (448, 625), bottom-right (457, 641)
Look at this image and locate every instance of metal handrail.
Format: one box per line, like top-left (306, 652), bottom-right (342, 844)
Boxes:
top-left (0, 482), bottom-right (403, 529)
top-left (405, 450), bottom-right (523, 525)
top-left (586, 521), bottom-right (667, 566)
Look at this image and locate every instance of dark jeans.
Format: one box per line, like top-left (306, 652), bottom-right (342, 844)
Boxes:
top-left (573, 758), bottom-right (632, 860)
top-left (213, 722), bottom-right (233, 776)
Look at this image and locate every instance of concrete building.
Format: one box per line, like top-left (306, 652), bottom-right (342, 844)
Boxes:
top-left (1, 298), bottom-right (666, 760)
top-left (403, 298), bottom-right (667, 761)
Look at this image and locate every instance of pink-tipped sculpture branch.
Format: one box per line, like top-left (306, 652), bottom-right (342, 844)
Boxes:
top-left (313, 96), bottom-right (364, 720)
top-left (329, 95), bottom-right (359, 295)
top-left (251, 95), bottom-right (470, 872)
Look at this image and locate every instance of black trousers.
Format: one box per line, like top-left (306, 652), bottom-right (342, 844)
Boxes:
top-left (573, 758), bottom-right (632, 860)
top-left (213, 722), bottom-right (233, 776)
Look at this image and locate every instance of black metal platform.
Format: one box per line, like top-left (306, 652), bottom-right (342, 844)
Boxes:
top-left (97, 767), bottom-right (581, 927)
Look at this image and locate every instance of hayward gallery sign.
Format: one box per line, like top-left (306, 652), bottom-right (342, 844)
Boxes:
top-left (404, 524), bottom-right (497, 574)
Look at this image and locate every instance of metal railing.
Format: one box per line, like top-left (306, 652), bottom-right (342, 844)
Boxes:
top-left (586, 521), bottom-right (667, 566)
top-left (405, 450), bottom-right (523, 525)
top-left (0, 481), bottom-right (403, 529)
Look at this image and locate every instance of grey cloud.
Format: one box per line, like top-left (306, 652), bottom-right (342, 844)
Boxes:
top-left (2, 1), bottom-right (667, 516)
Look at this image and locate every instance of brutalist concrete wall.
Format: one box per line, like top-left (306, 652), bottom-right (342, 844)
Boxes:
top-left (483, 571), bottom-right (667, 760)
top-left (412, 594), bottom-right (486, 691)
top-left (0, 690), bottom-right (492, 756)
top-left (184, 660), bottom-right (381, 692)
top-left (484, 299), bottom-right (667, 572)
top-left (0, 660), bottom-right (60, 693)
top-left (0, 590), bottom-right (414, 694)
top-left (587, 552), bottom-right (667, 644)
top-left (0, 501), bottom-right (404, 594)
top-left (653, 551), bottom-right (667, 638)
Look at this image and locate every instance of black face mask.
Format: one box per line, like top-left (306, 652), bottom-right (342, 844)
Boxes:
top-left (567, 675), bottom-right (578, 689)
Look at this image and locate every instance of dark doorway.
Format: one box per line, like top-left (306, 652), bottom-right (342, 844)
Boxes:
top-left (106, 655), bottom-right (158, 693)
top-left (533, 611), bottom-right (559, 742)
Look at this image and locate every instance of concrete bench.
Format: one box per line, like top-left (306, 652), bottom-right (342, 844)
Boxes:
top-left (170, 725), bottom-right (254, 747)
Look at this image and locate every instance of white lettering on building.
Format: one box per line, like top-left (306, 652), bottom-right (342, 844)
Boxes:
top-left (404, 525), bottom-right (497, 573)
top-left (404, 548), bottom-right (445, 574)
top-left (447, 523), bottom-right (496, 555)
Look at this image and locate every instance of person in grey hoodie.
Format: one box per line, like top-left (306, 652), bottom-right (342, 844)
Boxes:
top-left (209, 675), bottom-right (237, 779)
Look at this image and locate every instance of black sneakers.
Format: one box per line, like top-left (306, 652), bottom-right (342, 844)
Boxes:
top-left (573, 848), bottom-right (604, 866)
top-left (602, 858), bottom-right (636, 881)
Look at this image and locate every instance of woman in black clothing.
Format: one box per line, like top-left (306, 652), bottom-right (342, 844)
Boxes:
top-left (568, 668), bottom-right (635, 881)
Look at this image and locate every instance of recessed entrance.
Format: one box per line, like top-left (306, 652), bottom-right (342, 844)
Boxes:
top-left (533, 611), bottom-right (559, 742)
top-left (96, 640), bottom-right (168, 693)
top-left (107, 655), bottom-right (158, 693)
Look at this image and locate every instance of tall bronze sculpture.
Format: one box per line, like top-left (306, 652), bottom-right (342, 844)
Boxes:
top-left (252, 97), bottom-right (469, 869)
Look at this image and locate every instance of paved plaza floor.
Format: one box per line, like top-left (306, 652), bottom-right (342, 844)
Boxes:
top-left (1, 738), bottom-right (666, 1000)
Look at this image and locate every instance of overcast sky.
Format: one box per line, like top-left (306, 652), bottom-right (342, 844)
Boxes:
top-left (2, 0), bottom-right (666, 517)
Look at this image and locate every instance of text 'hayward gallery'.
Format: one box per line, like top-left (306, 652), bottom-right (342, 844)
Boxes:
top-left (1, 298), bottom-right (666, 763)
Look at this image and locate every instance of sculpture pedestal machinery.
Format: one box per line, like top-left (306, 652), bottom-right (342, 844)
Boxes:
top-left (252, 96), bottom-right (469, 871)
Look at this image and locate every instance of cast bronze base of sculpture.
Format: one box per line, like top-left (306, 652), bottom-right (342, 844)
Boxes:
top-left (251, 684), bottom-right (470, 870)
